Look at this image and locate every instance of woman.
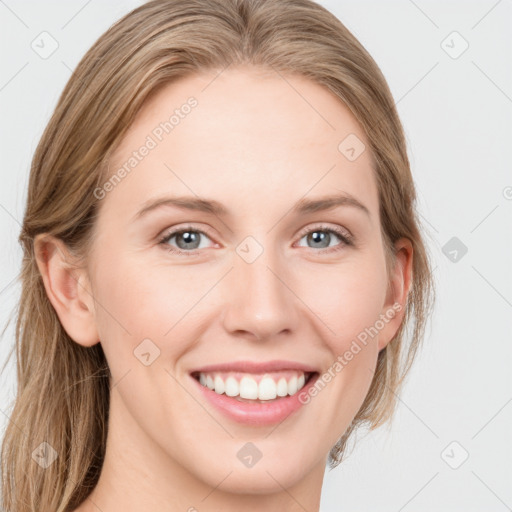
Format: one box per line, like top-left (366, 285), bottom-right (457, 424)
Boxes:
top-left (1, 0), bottom-right (435, 510)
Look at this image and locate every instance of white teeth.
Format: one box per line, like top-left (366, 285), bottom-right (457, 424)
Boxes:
top-left (224, 376), bottom-right (239, 397)
top-left (214, 375), bottom-right (225, 394)
top-left (258, 376), bottom-right (277, 400)
top-left (196, 371), bottom-right (309, 401)
top-left (276, 377), bottom-right (288, 397)
top-left (288, 375), bottom-right (298, 395)
top-left (239, 376), bottom-right (259, 399)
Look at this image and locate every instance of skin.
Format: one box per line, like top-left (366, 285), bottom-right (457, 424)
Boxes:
top-left (35, 65), bottom-right (412, 512)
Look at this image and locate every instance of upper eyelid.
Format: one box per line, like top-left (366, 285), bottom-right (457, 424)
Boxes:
top-left (159, 224), bottom-right (214, 241)
top-left (297, 223), bottom-right (352, 238)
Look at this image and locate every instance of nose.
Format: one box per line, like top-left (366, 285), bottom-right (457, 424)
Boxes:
top-left (221, 245), bottom-right (301, 341)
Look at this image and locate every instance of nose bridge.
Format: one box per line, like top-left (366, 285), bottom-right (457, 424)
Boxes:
top-left (221, 234), bottom-right (299, 339)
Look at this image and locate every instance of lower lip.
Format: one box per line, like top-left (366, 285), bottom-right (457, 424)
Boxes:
top-left (190, 373), bottom-right (319, 426)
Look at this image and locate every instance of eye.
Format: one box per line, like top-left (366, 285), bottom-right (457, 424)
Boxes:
top-left (295, 224), bottom-right (353, 253)
top-left (158, 223), bottom-right (353, 256)
top-left (158, 225), bottom-right (215, 256)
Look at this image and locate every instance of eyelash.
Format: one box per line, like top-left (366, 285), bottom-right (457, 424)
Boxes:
top-left (157, 224), bottom-right (354, 257)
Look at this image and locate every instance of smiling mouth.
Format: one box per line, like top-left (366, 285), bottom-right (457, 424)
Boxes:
top-left (190, 370), bottom-right (319, 403)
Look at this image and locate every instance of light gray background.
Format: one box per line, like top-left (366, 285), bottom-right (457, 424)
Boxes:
top-left (1, 1), bottom-right (511, 511)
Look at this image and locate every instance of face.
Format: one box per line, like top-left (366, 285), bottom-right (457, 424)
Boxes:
top-left (74, 66), bottom-right (408, 500)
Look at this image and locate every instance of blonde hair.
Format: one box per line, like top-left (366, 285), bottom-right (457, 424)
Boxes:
top-left (1, 0), bottom-right (435, 510)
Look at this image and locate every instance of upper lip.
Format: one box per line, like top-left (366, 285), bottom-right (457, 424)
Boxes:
top-left (190, 360), bottom-right (320, 375)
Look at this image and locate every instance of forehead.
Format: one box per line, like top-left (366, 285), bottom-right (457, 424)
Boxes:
top-left (99, 66), bottom-right (379, 224)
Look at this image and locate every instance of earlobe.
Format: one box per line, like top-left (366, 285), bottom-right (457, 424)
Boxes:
top-left (377, 238), bottom-right (414, 351)
top-left (34, 234), bottom-right (99, 347)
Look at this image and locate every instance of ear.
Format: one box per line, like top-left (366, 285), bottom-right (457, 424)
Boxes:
top-left (377, 237), bottom-right (413, 352)
top-left (34, 234), bottom-right (99, 347)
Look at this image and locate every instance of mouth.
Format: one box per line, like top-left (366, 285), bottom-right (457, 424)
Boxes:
top-left (190, 370), bottom-right (319, 403)
top-left (187, 360), bottom-right (321, 425)
top-left (189, 367), bottom-right (320, 425)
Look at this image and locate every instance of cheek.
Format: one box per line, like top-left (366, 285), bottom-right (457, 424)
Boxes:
top-left (294, 252), bottom-right (388, 400)
top-left (295, 253), bottom-right (388, 349)
top-left (91, 250), bottom-right (210, 364)
top-left (90, 253), bottom-right (194, 423)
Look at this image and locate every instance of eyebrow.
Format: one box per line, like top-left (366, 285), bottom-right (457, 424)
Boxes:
top-left (133, 192), bottom-right (371, 221)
